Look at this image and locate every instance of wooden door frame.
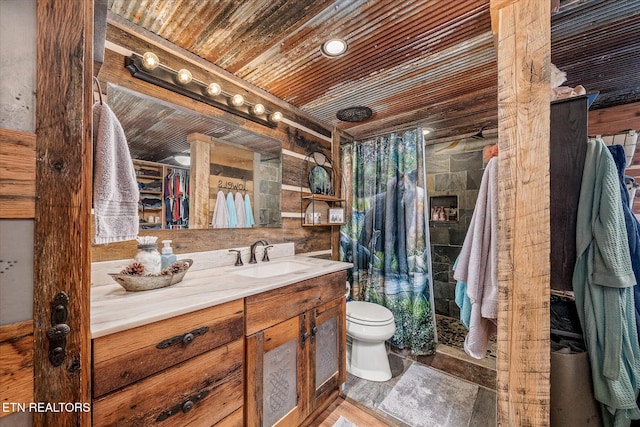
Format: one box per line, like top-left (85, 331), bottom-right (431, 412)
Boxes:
top-left (33, 0), bottom-right (93, 425)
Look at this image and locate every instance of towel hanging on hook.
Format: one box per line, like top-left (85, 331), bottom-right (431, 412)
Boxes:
top-left (92, 76), bottom-right (103, 105)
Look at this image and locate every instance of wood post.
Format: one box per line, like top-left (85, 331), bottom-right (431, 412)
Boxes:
top-left (34, 0), bottom-right (92, 424)
top-left (187, 132), bottom-right (211, 229)
top-left (491, 0), bottom-right (552, 425)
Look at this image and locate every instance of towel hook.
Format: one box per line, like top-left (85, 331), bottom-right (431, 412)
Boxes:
top-left (92, 76), bottom-right (103, 105)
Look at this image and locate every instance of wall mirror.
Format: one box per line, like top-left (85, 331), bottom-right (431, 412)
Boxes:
top-left (107, 83), bottom-right (282, 229)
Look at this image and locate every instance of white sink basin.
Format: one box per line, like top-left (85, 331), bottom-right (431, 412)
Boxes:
top-left (232, 261), bottom-right (310, 279)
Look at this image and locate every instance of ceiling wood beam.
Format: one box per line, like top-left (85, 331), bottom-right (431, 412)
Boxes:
top-left (588, 101), bottom-right (640, 136)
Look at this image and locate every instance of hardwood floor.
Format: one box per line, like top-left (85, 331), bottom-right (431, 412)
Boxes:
top-left (308, 396), bottom-right (401, 427)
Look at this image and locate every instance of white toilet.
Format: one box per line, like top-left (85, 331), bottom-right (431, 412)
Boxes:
top-left (346, 301), bottom-right (396, 382)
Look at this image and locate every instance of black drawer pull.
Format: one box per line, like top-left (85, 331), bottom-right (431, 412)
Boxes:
top-left (156, 326), bottom-right (209, 350)
top-left (156, 390), bottom-right (209, 422)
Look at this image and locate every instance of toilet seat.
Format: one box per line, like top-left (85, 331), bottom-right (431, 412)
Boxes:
top-left (346, 301), bottom-right (394, 325)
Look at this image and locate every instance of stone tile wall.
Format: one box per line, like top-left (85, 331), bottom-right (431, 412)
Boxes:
top-left (425, 137), bottom-right (497, 318)
top-left (259, 159), bottom-right (281, 226)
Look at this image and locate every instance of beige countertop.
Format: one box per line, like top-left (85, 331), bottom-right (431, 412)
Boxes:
top-left (91, 244), bottom-right (351, 338)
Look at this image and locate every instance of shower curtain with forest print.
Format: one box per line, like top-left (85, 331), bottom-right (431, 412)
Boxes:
top-left (340, 129), bottom-right (436, 355)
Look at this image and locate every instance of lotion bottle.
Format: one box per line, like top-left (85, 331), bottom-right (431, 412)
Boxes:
top-left (161, 240), bottom-right (177, 270)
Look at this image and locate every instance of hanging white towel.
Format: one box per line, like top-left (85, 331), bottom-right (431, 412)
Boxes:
top-left (92, 102), bottom-right (139, 244)
top-left (211, 190), bottom-right (229, 228)
top-left (453, 157), bottom-right (499, 359)
top-left (226, 192), bottom-right (238, 228)
top-left (244, 194), bottom-right (255, 228)
top-left (235, 192), bottom-right (246, 227)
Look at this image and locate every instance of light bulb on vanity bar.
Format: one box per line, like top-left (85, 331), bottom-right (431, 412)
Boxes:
top-left (252, 103), bottom-right (266, 115)
top-left (206, 82), bottom-right (221, 97)
top-left (175, 69), bottom-right (193, 85)
top-left (230, 94), bottom-right (245, 107)
top-left (141, 52), bottom-right (159, 70)
top-left (269, 111), bottom-right (283, 123)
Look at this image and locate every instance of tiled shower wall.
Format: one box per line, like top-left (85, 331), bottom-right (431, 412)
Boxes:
top-left (425, 137), bottom-right (496, 318)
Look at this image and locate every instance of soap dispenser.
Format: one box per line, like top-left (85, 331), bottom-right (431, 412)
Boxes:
top-left (161, 240), bottom-right (177, 270)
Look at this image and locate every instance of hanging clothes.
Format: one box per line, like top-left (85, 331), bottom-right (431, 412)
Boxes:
top-left (164, 168), bottom-right (189, 229)
top-left (234, 192), bottom-right (246, 227)
top-left (453, 157), bottom-right (498, 359)
top-left (609, 144), bottom-right (640, 336)
top-left (573, 138), bottom-right (640, 427)
top-left (92, 101), bottom-right (139, 244)
top-left (244, 194), bottom-right (255, 228)
top-left (340, 129), bottom-right (436, 355)
top-left (211, 190), bottom-right (229, 228)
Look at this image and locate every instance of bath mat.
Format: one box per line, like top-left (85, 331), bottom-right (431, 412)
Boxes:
top-left (332, 415), bottom-right (356, 427)
top-left (378, 363), bottom-right (479, 427)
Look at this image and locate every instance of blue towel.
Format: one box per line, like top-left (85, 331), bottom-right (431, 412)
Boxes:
top-left (453, 257), bottom-right (472, 329)
top-left (244, 194), bottom-right (255, 228)
top-left (226, 192), bottom-right (237, 228)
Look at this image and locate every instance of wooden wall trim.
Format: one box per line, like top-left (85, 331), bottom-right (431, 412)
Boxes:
top-left (0, 128), bottom-right (36, 219)
top-left (492, 0), bottom-right (551, 425)
top-left (0, 320), bottom-right (34, 418)
top-left (34, 0), bottom-right (92, 424)
top-left (588, 101), bottom-right (640, 137)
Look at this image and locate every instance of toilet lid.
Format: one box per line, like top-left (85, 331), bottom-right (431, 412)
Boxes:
top-left (346, 301), bottom-right (394, 324)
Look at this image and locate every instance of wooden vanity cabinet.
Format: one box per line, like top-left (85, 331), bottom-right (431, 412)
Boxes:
top-left (245, 271), bottom-right (347, 427)
top-left (92, 299), bottom-right (245, 426)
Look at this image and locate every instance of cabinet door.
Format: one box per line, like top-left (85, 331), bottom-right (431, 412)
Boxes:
top-left (246, 315), bottom-right (308, 427)
top-left (310, 297), bottom-right (346, 412)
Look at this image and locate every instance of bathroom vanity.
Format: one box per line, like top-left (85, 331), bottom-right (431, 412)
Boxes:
top-left (90, 246), bottom-right (350, 426)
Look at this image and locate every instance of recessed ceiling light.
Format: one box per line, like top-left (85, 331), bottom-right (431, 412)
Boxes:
top-left (174, 155), bottom-right (190, 166)
top-left (322, 38), bottom-right (348, 57)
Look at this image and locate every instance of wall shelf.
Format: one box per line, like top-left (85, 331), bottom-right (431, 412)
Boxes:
top-left (301, 194), bottom-right (345, 226)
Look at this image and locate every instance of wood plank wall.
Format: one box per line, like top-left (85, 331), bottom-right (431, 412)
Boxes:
top-left (492, 0), bottom-right (551, 425)
top-left (0, 129), bottom-right (36, 218)
top-left (0, 321), bottom-right (33, 419)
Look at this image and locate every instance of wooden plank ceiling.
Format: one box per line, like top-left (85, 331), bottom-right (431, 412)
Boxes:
top-left (108, 0), bottom-right (640, 143)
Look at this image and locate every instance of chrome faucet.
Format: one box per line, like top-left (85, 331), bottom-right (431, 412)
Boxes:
top-left (249, 240), bottom-right (269, 264)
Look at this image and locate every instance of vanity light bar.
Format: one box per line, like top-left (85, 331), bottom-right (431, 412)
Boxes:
top-left (125, 52), bottom-right (283, 128)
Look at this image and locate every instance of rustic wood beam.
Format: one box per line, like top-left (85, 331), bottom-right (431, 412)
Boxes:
top-left (491, 0), bottom-right (551, 425)
top-left (34, 0), bottom-right (92, 424)
top-left (188, 133), bottom-right (212, 229)
top-left (588, 101), bottom-right (640, 136)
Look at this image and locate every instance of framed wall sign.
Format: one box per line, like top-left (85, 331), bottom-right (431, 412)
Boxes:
top-left (329, 208), bottom-right (344, 224)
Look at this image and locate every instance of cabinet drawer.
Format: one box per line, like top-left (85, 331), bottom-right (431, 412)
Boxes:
top-left (93, 337), bottom-right (244, 426)
top-left (93, 299), bottom-right (244, 397)
top-left (245, 270), bottom-right (345, 335)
